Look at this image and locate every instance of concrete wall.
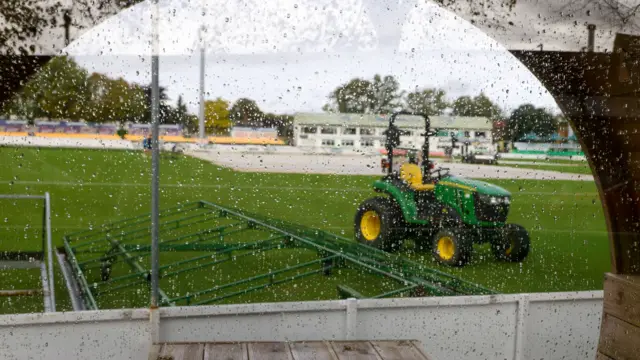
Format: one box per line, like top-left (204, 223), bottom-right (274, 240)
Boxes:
top-left (0, 291), bottom-right (603, 360)
top-left (0, 309), bottom-right (150, 360)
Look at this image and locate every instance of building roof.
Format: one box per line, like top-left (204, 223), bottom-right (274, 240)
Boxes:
top-left (294, 112), bottom-right (493, 130)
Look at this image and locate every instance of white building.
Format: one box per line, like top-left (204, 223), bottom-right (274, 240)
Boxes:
top-left (293, 112), bottom-right (494, 155)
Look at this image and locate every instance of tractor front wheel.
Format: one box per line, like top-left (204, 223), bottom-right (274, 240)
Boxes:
top-left (491, 224), bottom-right (530, 262)
top-left (431, 229), bottom-right (473, 267)
top-left (354, 197), bottom-right (403, 252)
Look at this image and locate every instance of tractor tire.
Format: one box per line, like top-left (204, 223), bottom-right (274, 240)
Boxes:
top-left (431, 228), bottom-right (473, 267)
top-left (491, 224), bottom-right (530, 262)
top-left (387, 200), bottom-right (408, 243)
top-left (354, 197), bottom-right (404, 252)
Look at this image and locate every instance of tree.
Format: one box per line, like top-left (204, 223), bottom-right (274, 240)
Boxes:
top-left (174, 95), bottom-right (188, 123)
top-left (324, 78), bottom-right (372, 114)
top-left (370, 74), bottom-right (404, 113)
top-left (451, 93), bottom-right (502, 119)
top-left (204, 98), bottom-right (232, 134)
top-left (171, 95), bottom-right (200, 134)
top-left (508, 104), bottom-right (558, 141)
top-left (324, 74), bottom-right (403, 114)
top-left (473, 93), bottom-right (503, 119)
top-left (405, 88), bottom-right (449, 116)
top-left (0, 1), bottom-right (61, 55)
top-left (229, 98), bottom-right (263, 127)
top-left (85, 73), bottom-right (145, 124)
top-left (139, 84), bottom-right (170, 123)
top-left (85, 72), bottom-right (111, 122)
top-left (262, 112), bottom-right (294, 138)
top-left (16, 56), bottom-right (91, 120)
top-left (450, 96), bottom-right (474, 116)
top-left (2, 92), bottom-right (40, 121)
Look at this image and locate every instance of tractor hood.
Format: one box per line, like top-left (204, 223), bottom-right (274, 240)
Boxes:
top-left (438, 176), bottom-right (511, 197)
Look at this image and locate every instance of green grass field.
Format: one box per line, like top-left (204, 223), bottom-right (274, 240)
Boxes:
top-left (0, 146), bottom-right (610, 312)
top-left (497, 162), bottom-right (593, 175)
top-left (0, 268), bottom-right (44, 314)
top-left (500, 158), bottom-right (587, 165)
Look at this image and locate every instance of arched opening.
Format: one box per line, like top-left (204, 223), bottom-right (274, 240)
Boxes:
top-left (0, 1), bottom-right (638, 358)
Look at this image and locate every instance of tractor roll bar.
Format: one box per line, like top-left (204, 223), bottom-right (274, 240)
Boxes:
top-left (386, 111), bottom-right (434, 184)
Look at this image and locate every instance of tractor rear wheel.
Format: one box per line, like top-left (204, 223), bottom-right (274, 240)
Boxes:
top-left (491, 224), bottom-right (530, 262)
top-left (354, 197), bottom-right (404, 252)
top-left (431, 228), bottom-right (473, 267)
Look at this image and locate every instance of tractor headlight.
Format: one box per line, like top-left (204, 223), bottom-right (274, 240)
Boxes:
top-left (477, 194), bottom-right (510, 205)
top-left (475, 194), bottom-right (510, 223)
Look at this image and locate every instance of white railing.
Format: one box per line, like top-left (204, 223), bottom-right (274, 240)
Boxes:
top-left (0, 291), bottom-right (603, 360)
top-left (0, 193), bottom-right (55, 313)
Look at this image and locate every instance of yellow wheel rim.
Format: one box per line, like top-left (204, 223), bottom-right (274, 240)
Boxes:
top-left (437, 236), bottom-right (455, 260)
top-left (360, 211), bottom-right (381, 241)
top-left (505, 239), bottom-right (515, 256)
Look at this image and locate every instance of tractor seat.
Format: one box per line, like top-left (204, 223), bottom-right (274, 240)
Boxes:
top-left (400, 163), bottom-right (435, 191)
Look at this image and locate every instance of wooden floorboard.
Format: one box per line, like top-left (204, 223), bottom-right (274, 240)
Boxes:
top-left (289, 342), bottom-right (336, 360)
top-left (247, 342), bottom-right (293, 360)
top-left (204, 343), bottom-right (248, 360)
top-left (329, 341), bottom-right (382, 360)
top-left (158, 343), bottom-right (205, 360)
top-left (370, 341), bottom-right (428, 360)
top-left (151, 341), bottom-right (430, 360)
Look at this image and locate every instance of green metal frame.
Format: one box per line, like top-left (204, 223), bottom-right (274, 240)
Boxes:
top-left (62, 200), bottom-right (495, 310)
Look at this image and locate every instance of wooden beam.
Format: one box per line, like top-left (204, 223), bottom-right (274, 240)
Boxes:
top-left (598, 273), bottom-right (640, 359)
top-left (603, 274), bottom-right (640, 327)
top-left (598, 313), bottom-right (640, 360)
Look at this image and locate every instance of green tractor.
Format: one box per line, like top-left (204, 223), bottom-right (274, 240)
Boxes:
top-left (355, 112), bottom-right (530, 267)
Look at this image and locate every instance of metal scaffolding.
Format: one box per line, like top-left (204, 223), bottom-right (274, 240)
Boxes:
top-left (61, 200), bottom-right (494, 310)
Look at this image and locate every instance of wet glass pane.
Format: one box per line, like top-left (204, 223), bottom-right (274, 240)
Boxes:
top-left (0, 0), bottom-right (639, 358)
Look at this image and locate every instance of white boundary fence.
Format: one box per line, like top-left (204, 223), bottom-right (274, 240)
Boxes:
top-left (0, 193), bottom-right (55, 313)
top-left (0, 135), bottom-right (589, 161)
top-left (0, 291), bottom-right (603, 360)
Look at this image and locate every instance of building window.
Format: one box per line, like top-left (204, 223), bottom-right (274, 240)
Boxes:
top-left (342, 140), bottom-right (354, 146)
top-left (464, 131), bottom-right (470, 138)
top-left (362, 140), bottom-right (374, 147)
top-left (302, 126), bottom-right (317, 134)
top-left (476, 131), bottom-right (486, 138)
top-left (403, 130), bottom-right (413, 136)
top-left (360, 128), bottom-right (375, 136)
top-left (343, 128), bottom-right (357, 135)
top-left (321, 139), bottom-right (335, 146)
top-left (320, 127), bottom-right (337, 134)
top-left (437, 130), bottom-right (449, 137)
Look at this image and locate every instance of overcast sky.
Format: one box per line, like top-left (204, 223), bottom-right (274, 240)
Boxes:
top-left (62, 0), bottom-right (638, 115)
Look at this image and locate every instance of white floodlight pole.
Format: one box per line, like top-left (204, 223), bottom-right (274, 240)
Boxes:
top-left (198, 0), bottom-right (206, 142)
top-left (150, 0), bottom-right (161, 309)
